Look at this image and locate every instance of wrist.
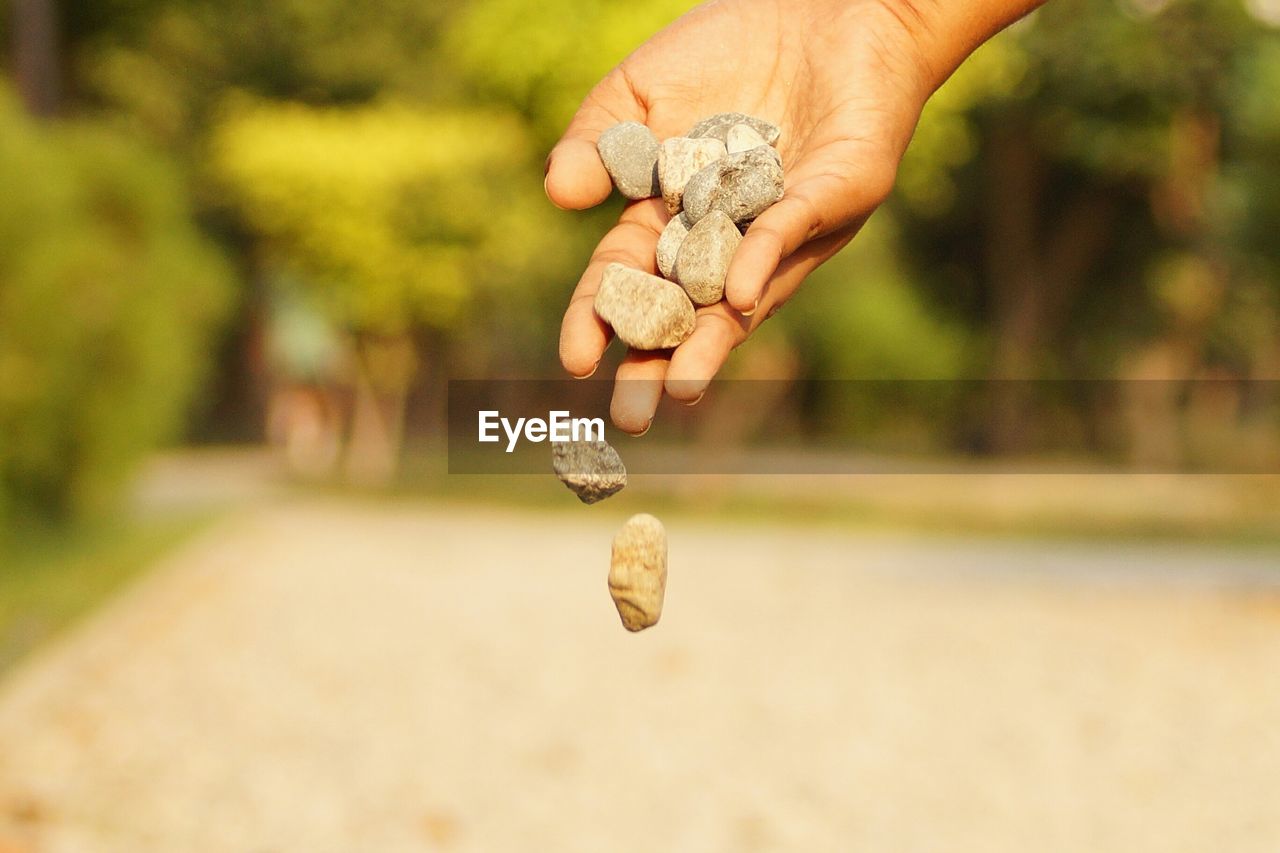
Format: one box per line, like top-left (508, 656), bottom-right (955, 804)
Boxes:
top-left (873, 0), bottom-right (1046, 93)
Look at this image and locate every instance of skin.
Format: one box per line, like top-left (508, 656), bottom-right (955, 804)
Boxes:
top-left (548, 0), bottom-right (1047, 434)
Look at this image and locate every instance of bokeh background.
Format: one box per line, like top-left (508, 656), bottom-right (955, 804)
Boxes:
top-left (2, 1), bottom-right (1280, 850)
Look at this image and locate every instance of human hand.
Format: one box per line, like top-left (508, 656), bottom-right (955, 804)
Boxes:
top-left (548, 0), bottom-right (1043, 434)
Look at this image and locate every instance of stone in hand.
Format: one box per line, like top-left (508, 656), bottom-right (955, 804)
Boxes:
top-left (658, 137), bottom-right (727, 215)
top-left (597, 121), bottom-right (661, 200)
top-left (608, 513), bottom-right (668, 632)
top-left (682, 146), bottom-right (784, 226)
top-left (687, 112), bottom-right (781, 147)
top-left (552, 438), bottom-right (627, 504)
top-left (726, 122), bottom-right (769, 154)
top-left (673, 211), bottom-right (741, 306)
top-left (593, 263), bottom-right (696, 350)
top-left (655, 212), bottom-right (692, 279)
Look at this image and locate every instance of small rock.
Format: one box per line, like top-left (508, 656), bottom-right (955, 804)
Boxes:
top-left (726, 122), bottom-right (769, 154)
top-left (608, 513), bottom-right (668, 632)
top-left (597, 121), bottom-right (661, 200)
top-left (658, 137), bottom-right (727, 214)
top-left (655, 213), bottom-right (693, 279)
top-left (552, 438), bottom-right (627, 504)
top-left (682, 146), bottom-right (784, 226)
top-left (673, 211), bottom-right (741, 306)
top-left (594, 263), bottom-right (696, 350)
top-left (687, 112), bottom-right (780, 147)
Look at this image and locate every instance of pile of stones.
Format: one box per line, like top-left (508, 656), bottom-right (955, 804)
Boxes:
top-left (551, 114), bottom-right (784, 632)
top-left (592, 113), bottom-right (784, 350)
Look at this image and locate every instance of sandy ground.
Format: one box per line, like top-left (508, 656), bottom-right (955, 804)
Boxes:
top-left (1, 498), bottom-right (1279, 852)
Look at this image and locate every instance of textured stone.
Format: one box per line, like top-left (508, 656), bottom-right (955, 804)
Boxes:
top-left (726, 122), bottom-right (769, 154)
top-left (593, 263), bottom-right (696, 350)
top-left (682, 146), bottom-right (784, 226)
top-left (608, 513), bottom-right (668, 632)
top-left (657, 137), bottom-right (727, 214)
top-left (655, 213), bottom-right (693, 279)
top-left (552, 438), bottom-right (627, 504)
top-left (597, 121), bottom-right (660, 200)
top-left (673, 211), bottom-right (741, 306)
top-left (687, 112), bottom-right (780, 147)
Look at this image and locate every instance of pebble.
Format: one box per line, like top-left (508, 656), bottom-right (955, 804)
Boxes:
top-left (608, 513), bottom-right (668, 632)
top-left (687, 112), bottom-right (780, 147)
top-left (658, 137), bottom-right (727, 215)
top-left (673, 211), bottom-right (741, 306)
top-left (681, 146), bottom-right (784, 226)
top-left (597, 122), bottom-right (661, 200)
top-left (726, 122), bottom-right (769, 154)
top-left (593, 263), bottom-right (696, 350)
top-left (655, 213), bottom-right (692, 279)
top-left (552, 439), bottom-right (627, 504)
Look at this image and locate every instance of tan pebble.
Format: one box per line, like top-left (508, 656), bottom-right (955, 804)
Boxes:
top-left (608, 513), bottom-right (668, 632)
top-left (658, 137), bottom-right (727, 215)
top-left (593, 263), bottom-right (695, 350)
top-left (656, 212), bottom-right (693, 279)
top-left (726, 123), bottom-right (769, 154)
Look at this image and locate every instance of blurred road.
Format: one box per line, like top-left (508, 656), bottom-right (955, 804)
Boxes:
top-left (1, 498), bottom-right (1279, 852)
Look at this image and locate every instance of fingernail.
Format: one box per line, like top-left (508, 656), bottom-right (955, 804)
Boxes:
top-left (740, 298), bottom-right (759, 318)
top-left (630, 419), bottom-right (652, 438)
top-left (573, 361), bottom-right (600, 380)
top-left (683, 390), bottom-right (706, 407)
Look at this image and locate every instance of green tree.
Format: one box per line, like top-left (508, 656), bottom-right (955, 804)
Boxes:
top-left (0, 88), bottom-right (232, 538)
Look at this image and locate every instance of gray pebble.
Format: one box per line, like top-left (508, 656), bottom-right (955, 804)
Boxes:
top-left (682, 146), bottom-right (783, 226)
top-left (673, 211), bottom-right (741, 306)
top-left (657, 137), bottom-right (727, 215)
top-left (609, 513), bottom-right (668, 632)
top-left (593, 263), bottom-right (696, 350)
top-left (687, 112), bottom-right (780, 147)
top-left (655, 213), bottom-right (692, 279)
top-left (597, 121), bottom-right (660, 200)
top-left (552, 438), bottom-right (627, 504)
top-left (726, 122), bottom-right (769, 154)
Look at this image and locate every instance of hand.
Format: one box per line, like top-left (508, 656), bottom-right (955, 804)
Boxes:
top-left (548, 0), bottom-right (1041, 434)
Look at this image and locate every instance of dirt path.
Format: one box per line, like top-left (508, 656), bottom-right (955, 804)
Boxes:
top-left (1, 499), bottom-right (1278, 852)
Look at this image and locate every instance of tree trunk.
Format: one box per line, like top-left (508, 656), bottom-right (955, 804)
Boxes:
top-left (12, 0), bottom-right (61, 117)
top-left (343, 335), bottom-right (417, 487)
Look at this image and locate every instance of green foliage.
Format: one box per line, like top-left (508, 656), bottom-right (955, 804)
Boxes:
top-left (0, 90), bottom-right (232, 531)
top-left (785, 215), bottom-right (971, 379)
top-left (444, 0), bottom-right (698, 138)
top-left (210, 98), bottom-right (566, 336)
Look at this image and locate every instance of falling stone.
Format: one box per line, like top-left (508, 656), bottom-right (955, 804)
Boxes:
top-left (608, 513), bottom-right (668, 632)
top-left (658, 137), bottom-right (727, 215)
top-left (597, 121), bottom-right (660, 200)
top-left (656, 213), bottom-right (692, 279)
top-left (552, 438), bottom-right (627, 504)
top-left (687, 112), bottom-right (780, 147)
top-left (682, 146), bottom-right (784, 226)
top-left (594, 263), bottom-right (696, 350)
top-left (673, 211), bottom-right (741, 306)
top-left (726, 123), bottom-right (769, 154)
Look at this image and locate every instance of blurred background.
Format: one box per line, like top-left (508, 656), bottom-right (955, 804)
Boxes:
top-left (1, 0), bottom-right (1280, 850)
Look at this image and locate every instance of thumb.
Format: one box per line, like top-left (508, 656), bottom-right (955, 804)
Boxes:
top-left (545, 71), bottom-right (646, 211)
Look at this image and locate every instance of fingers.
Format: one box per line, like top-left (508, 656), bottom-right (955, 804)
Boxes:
top-left (665, 227), bottom-right (857, 401)
top-left (559, 200), bottom-right (667, 378)
top-left (724, 155), bottom-right (896, 313)
top-left (545, 73), bottom-right (645, 211)
top-left (664, 311), bottom-right (746, 403)
top-left (724, 193), bottom-right (822, 313)
top-left (611, 351), bottom-right (669, 435)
